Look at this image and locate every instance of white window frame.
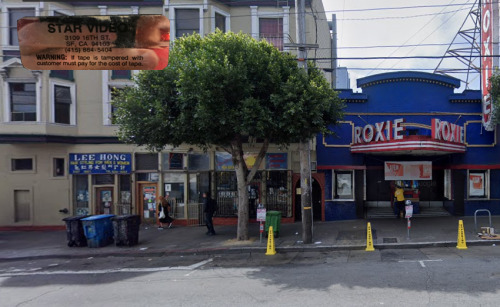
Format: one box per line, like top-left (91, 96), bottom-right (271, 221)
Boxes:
top-left (103, 73), bottom-right (134, 126)
top-left (250, 6), bottom-right (290, 51)
top-left (332, 169), bottom-right (355, 201)
top-left (467, 169), bottom-right (490, 200)
top-left (1, 4), bottom-right (40, 50)
top-left (50, 80), bottom-right (76, 125)
top-left (48, 3), bottom-right (74, 16)
top-left (3, 78), bottom-right (42, 123)
top-left (211, 6), bottom-right (230, 33)
top-left (169, 5), bottom-right (204, 41)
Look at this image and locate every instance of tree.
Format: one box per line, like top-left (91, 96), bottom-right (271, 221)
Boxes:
top-left (113, 31), bottom-right (344, 240)
top-left (489, 71), bottom-right (500, 125)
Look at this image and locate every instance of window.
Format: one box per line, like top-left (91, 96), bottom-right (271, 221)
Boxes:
top-left (333, 170), bottom-right (354, 200)
top-left (93, 174), bottom-right (115, 185)
top-left (162, 153), bottom-right (184, 170)
top-left (12, 158), bottom-right (33, 171)
top-left (50, 70), bottom-right (73, 81)
top-left (54, 85), bottom-right (72, 124)
top-left (109, 87), bottom-right (125, 125)
top-left (111, 70), bottom-right (132, 80)
top-left (74, 175), bottom-right (89, 215)
top-left (9, 8), bottom-right (35, 46)
top-left (188, 153), bottom-right (209, 171)
top-left (259, 18), bottom-right (283, 51)
top-left (136, 153), bottom-right (159, 170)
top-left (10, 83), bottom-right (36, 122)
top-left (53, 158), bottom-right (65, 177)
top-left (175, 9), bottom-right (200, 38)
top-left (468, 170), bottom-right (489, 199)
top-left (215, 13), bottom-right (226, 32)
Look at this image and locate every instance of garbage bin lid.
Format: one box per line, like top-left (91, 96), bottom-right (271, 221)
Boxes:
top-left (81, 214), bottom-right (115, 221)
top-left (62, 215), bottom-right (90, 221)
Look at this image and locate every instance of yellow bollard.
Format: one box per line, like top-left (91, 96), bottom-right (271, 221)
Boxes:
top-left (265, 226), bottom-right (277, 255)
top-left (456, 219), bottom-right (468, 250)
top-left (366, 222), bottom-right (375, 251)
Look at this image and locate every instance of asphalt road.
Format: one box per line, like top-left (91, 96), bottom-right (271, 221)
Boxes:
top-left (1, 246), bottom-right (500, 306)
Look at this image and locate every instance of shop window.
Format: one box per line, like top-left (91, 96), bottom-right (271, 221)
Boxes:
top-left (188, 153), bottom-right (209, 171)
top-left (164, 173), bottom-right (186, 218)
top-left (136, 173), bottom-right (159, 182)
top-left (93, 174), bottom-right (115, 185)
top-left (189, 172), bottom-right (210, 204)
top-left (215, 171), bottom-right (238, 216)
top-left (162, 153), bottom-right (184, 170)
top-left (11, 158), bottom-right (33, 171)
top-left (333, 170), bottom-right (354, 200)
top-left (53, 158), bottom-right (65, 177)
top-left (119, 175), bottom-right (132, 214)
top-left (266, 170), bottom-right (291, 215)
top-left (135, 153), bottom-right (159, 170)
top-left (468, 170), bottom-right (489, 199)
top-left (444, 169), bottom-right (452, 200)
top-left (175, 8), bottom-right (200, 38)
top-left (74, 175), bottom-right (89, 215)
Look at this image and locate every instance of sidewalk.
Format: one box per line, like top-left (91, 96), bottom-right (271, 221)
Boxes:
top-left (1, 216), bottom-right (500, 261)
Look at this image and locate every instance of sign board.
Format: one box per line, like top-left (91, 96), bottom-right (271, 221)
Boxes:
top-left (481, 0), bottom-right (495, 131)
top-left (257, 208), bottom-right (267, 222)
top-left (405, 205), bottom-right (413, 219)
top-left (384, 161), bottom-right (432, 180)
top-left (69, 153), bottom-right (131, 174)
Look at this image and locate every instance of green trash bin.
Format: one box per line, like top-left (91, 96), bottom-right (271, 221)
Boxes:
top-left (265, 210), bottom-right (281, 238)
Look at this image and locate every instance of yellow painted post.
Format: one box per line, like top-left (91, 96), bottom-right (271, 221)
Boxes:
top-left (457, 219), bottom-right (468, 250)
top-left (265, 226), bottom-right (277, 255)
top-left (366, 222), bottom-right (375, 251)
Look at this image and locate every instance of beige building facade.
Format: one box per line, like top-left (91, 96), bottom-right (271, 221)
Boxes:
top-left (0, 0), bottom-right (332, 228)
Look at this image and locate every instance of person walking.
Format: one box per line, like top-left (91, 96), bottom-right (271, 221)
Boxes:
top-left (157, 194), bottom-right (174, 229)
top-left (394, 183), bottom-right (405, 219)
top-left (203, 192), bottom-right (216, 236)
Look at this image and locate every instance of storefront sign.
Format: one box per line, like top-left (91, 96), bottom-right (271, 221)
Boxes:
top-left (384, 161), bottom-right (432, 180)
top-left (431, 119), bottom-right (464, 144)
top-left (69, 153), bottom-right (131, 174)
top-left (354, 118), bottom-right (405, 144)
top-left (481, 0), bottom-right (495, 131)
top-left (266, 153), bottom-right (288, 169)
top-left (215, 152), bottom-right (264, 170)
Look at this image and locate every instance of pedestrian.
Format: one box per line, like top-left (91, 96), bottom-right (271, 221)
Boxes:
top-left (394, 182), bottom-right (405, 219)
top-left (203, 192), bottom-right (216, 236)
top-left (157, 194), bottom-right (174, 229)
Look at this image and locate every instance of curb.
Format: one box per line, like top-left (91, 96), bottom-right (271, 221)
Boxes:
top-left (2, 239), bottom-right (499, 262)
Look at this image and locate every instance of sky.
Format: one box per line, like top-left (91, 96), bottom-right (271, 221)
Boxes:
top-left (320, 0), bottom-right (477, 91)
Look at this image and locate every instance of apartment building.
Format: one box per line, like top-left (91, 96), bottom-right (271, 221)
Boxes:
top-left (0, 0), bottom-right (333, 228)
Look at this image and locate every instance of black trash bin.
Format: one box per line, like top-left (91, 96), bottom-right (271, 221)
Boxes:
top-left (112, 215), bottom-right (141, 247)
top-left (62, 215), bottom-right (90, 247)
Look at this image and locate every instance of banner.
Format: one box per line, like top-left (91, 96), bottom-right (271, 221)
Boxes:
top-left (384, 161), bottom-right (432, 180)
top-left (69, 153), bottom-right (131, 174)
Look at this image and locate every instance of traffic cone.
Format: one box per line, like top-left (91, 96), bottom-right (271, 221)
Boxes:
top-left (366, 222), bottom-right (375, 251)
top-left (457, 219), bottom-right (468, 250)
top-left (265, 226), bottom-right (276, 255)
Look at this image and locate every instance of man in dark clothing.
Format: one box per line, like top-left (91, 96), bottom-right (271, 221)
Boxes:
top-left (203, 192), bottom-right (216, 235)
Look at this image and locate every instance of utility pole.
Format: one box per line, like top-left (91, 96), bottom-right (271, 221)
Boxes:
top-left (296, 0), bottom-right (312, 244)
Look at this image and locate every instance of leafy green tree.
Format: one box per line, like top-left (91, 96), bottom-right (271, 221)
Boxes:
top-left (113, 31), bottom-right (343, 240)
top-left (489, 71), bottom-right (500, 125)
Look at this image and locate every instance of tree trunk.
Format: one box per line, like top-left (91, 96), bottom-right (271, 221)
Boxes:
top-left (231, 139), bottom-right (250, 241)
top-left (300, 140), bottom-right (313, 244)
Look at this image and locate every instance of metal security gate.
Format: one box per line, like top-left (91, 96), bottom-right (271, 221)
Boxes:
top-left (186, 202), bottom-right (204, 226)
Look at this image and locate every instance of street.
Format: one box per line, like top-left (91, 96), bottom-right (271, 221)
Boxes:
top-left (1, 246), bottom-right (500, 306)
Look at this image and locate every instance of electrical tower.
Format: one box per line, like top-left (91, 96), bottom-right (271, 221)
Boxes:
top-left (434, 0), bottom-right (480, 90)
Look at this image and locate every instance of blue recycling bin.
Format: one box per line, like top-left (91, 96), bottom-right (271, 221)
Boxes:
top-left (81, 214), bottom-right (115, 248)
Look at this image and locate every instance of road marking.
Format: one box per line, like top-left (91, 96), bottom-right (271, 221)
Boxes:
top-left (0, 258), bottom-right (213, 277)
top-left (398, 259), bottom-right (442, 268)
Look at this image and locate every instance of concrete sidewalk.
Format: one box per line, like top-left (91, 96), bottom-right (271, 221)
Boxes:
top-left (1, 216), bottom-right (500, 261)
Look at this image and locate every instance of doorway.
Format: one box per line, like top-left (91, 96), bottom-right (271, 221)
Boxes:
top-left (95, 187), bottom-right (114, 215)
top-left (138, 183), bottom-right (158, 223)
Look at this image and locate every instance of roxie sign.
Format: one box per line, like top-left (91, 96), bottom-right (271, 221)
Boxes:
top-left (354, 118), bottom-right (464, 144)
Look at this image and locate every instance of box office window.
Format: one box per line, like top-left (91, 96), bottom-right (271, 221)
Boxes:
top-left (468, 170), bottom-right (489, 199)
top-left (333, 170), bottom-right (354, 200)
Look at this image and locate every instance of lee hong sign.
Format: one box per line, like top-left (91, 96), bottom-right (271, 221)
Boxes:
top-left (354, 118), bottom-right (464, 145)
top-left (69, 153), bottom-right (131, 174)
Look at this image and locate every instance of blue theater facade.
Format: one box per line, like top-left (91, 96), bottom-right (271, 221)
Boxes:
top-left (317, 71), bottom-right (500, 220)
